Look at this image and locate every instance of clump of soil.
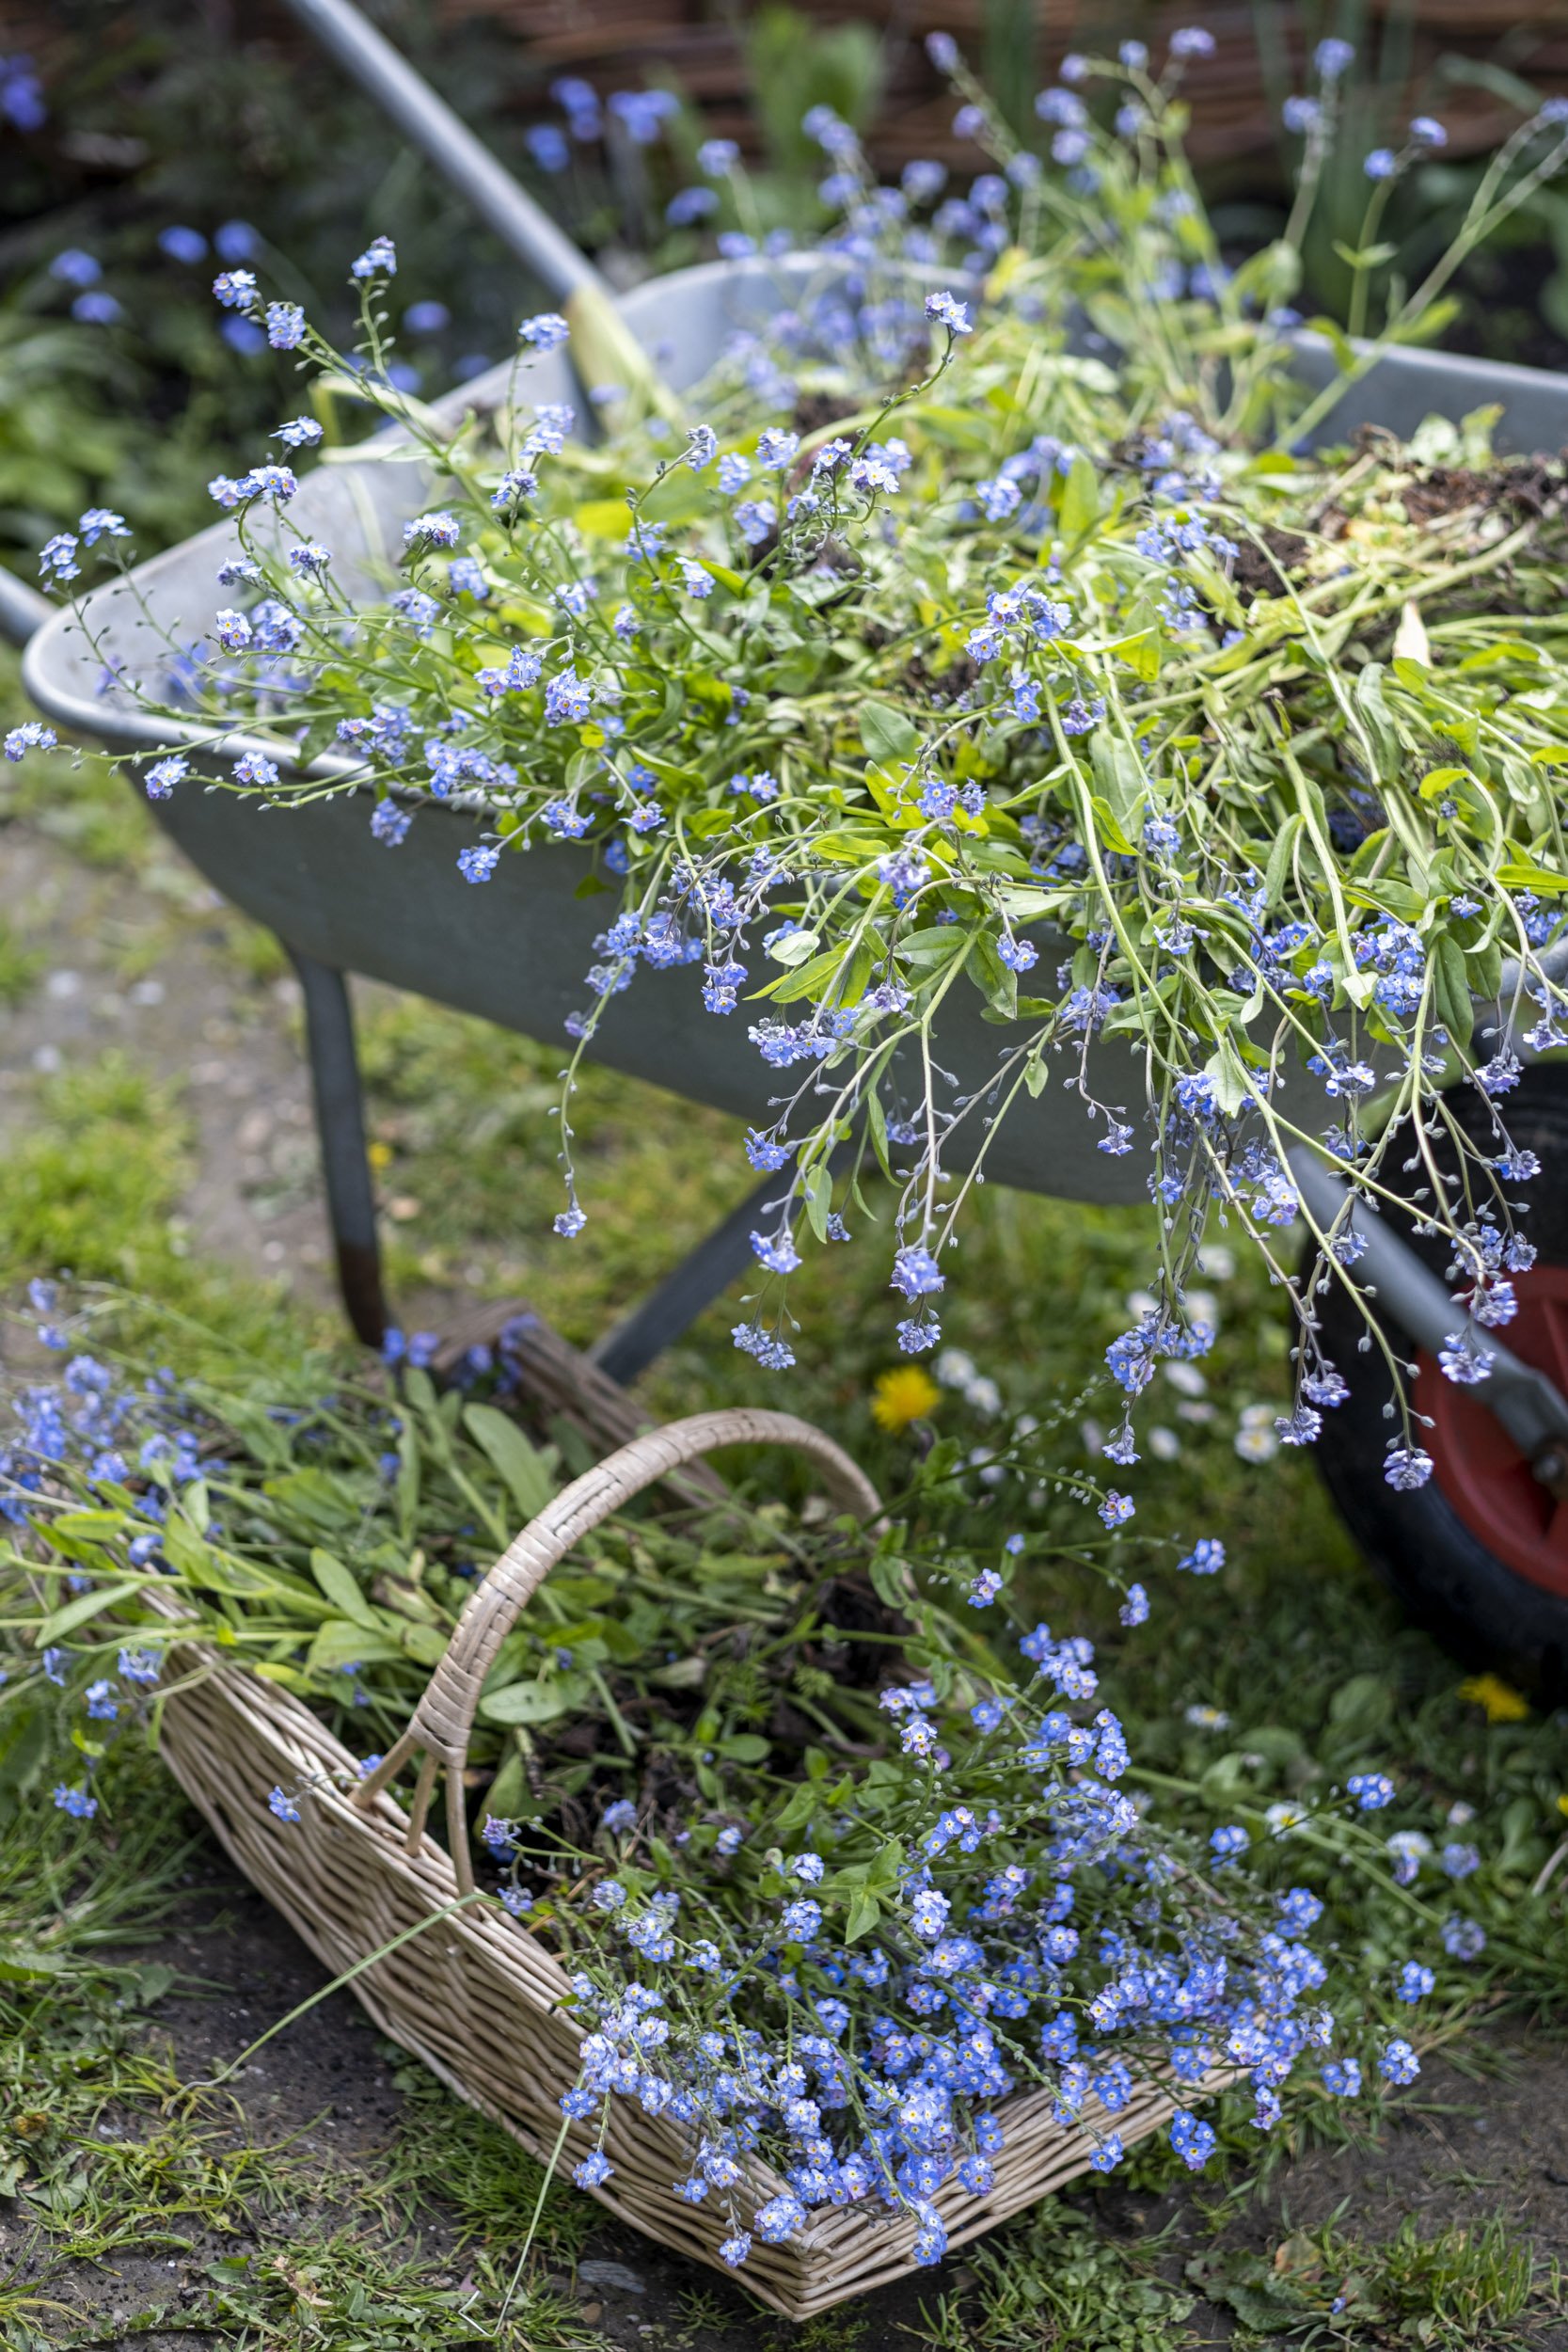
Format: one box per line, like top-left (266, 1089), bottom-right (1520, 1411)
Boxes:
top-left (1398, 455), bottom-right (1565, 525)
top-left (1228, 524), bottom-right (1318, 598)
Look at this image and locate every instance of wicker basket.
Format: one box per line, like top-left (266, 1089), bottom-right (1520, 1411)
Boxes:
top-left (153, 1393), bottom-right (1192, 2317)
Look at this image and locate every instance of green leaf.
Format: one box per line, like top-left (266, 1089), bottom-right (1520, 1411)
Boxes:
top-left (309, 1549), bottom-right (380, 1632)
top-left (1433, 932), bottom-right (1473, 1041)
top-left (801, 1158), bottom-right (834, 1245)
top-left (0, 1692), bottom-right (51, 1800)
top-left (1467, 936), bottom-right (1502, 1005)
top-left (36, 1579), bottom-right (146, 1647)
top-left (718, 1733), bottom-right (770, 1763)
top-left (638, 466), bottom-right (707, 525)
top-left (758, 944), bottom-right (858, 1005)
top-left (1088, 794), bottom-right (1135, 856)
top-left (266, 1467), bottom-right (360, 1533)
top-left (1202, 1043), bottom-right (1250, 1120)
top-left (768, 928), bottom-right (821, 967)
top-left (1229, 237), bottom-right (1301, 310)
top-left (907, 403), bottom-right (993, 450)
top-left (1327, 1671), bottom-right (1393, 1743)
top-left (865, 1086), bottom-right (893, 1179)
top-left (1263, 811), bottom-right (1304, 910)
top-left (844, 1887), bottom-right (881, 1943)
top-left (1059, 453), bottom-right (1101, 539)
top-left (464, 1404), bottom-right (556, 1522)
top-left (1354, 663), bottom-right (1400, 777)
top-left (1305, 315), bottom-right (1355, 373)
top-left (1091, 731), bottom-right (1146, 834)
top-left (1111, 628), bottom-right (1161, 682)
top-left (865, 1836), bottom-right (905, 1892)
top-left (897, 925), bottom-right (974, 967)
top-left (396, 1415), bottom-right (420, 1546)
top-left (1417, 765), bottom-right (1471, 802)
top-left (859, 700), bottom-right (921, 767)
top-left (869, 1552), bottom-right (912, 1612)
top-left (481, 1671), bottom-right (593, 1726)
top-left (570, 497), bottom-right (636, 539)
top-left (771, 1780), bottom-right (820, 1839)
top-left (306, 1620), bottom-right (405, 1675)
top-left (0, 1942), bottom-right (72, 1979)
top-left (970, 933), bottom-right (1018, 1019)
top-left (401, 1621), bottom-right (449, 1667)
top-left (1496, 860), bottom-right (1568, 895)
top-left (1331, 238), bottom-right (1398, 271)
top-left (52, 1510), bottom-right (129, 1541)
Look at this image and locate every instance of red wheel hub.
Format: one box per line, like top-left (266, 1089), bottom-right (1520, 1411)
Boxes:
top-left (1413, 1262), bottom-right (1568, 1598)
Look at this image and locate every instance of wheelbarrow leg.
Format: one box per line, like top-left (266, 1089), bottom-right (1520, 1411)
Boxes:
top-left (287, 948), bottom-right (388, 1348)
top-left (588, 1143), bottom-right (854, 1388)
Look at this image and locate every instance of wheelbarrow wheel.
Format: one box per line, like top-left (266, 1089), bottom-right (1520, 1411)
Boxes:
top-left (1306, 1059), bottom-right (1568, 1703)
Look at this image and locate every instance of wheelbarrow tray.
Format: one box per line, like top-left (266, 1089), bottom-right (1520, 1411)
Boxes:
top-left (22, 260), bottom-right (1568, 1216)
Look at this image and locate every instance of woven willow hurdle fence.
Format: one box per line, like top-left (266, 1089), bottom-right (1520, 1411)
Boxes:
top-left (154, 1395), bottom-right (1194, 2316)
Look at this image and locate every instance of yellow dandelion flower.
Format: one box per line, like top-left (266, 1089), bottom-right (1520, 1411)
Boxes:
top-left (1458, 1673), bottom-right (1529, 1724)
top-left (871, 1365), bottom-right (941, 1432)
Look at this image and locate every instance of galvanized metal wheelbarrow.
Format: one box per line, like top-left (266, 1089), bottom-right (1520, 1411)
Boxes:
top-left (10, 0), bottom-right (1568, 1690)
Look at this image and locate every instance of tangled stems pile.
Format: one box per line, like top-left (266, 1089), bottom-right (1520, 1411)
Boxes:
top-left (27, 33), bottom-right (1568, 1485)
top-left (2, 1295), bottom-right (1467, 2273)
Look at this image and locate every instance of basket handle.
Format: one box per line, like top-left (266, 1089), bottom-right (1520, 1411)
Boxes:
top-left (352, 1406), bottom-right (882, 1891)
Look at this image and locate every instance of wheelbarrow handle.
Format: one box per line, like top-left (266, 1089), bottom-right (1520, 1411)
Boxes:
top-left (281, 0), bottom-right (610, 306)
top-left (1288, 1142), bottom-right (1568, 1467)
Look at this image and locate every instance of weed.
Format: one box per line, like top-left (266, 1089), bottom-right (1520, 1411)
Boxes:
top-left (378, 2056), bottom-right (594, 2265)
top-left (917, 2199), bottom-right (1192, 2352)
top-left (1190, 2210), bottom-right (1557, 2347)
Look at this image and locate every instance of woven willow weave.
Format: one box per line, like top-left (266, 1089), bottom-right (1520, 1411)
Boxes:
top-left (153, 1403), bottom-right (1191, 2317)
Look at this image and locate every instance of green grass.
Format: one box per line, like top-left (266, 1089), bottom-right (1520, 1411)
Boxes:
top-left (0, 1051), bottom-right (192, 1285)
top-left (0, 919), bottom-right (41, 1009)
top-left (0, 1745), bottom-right (601, 2351)
top-left (1189, 2212), bottom-right (1559, 2347)
top-left (0, 732), bottom-right (163, 878)
top-left (0, 1051), bottom-right (300, 1363)
top-left (917, 2200), bottom-right (1193, 2351)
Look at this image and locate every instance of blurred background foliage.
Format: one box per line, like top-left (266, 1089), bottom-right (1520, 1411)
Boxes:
top-left (3, 0), bottom-right (1568, 577)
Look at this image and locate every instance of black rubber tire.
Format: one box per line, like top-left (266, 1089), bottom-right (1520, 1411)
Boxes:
top-left (1307, 1060), bottom-right (1568, 1703)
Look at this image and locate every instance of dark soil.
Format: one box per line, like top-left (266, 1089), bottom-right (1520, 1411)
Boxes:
top-left (1228, 524), bottom-right (1317, 600)
top-left (1397, 457), bottom-right (1565, 526)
